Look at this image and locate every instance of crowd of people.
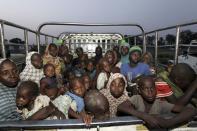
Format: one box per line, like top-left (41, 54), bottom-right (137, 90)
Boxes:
top-left (0, 39), bottom-right (196, 129)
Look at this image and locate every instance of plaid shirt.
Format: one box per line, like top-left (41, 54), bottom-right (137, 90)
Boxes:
top-left (20, 52), bottom-right (44, 85)
top-left (0, 83), bottom-right (21, 121)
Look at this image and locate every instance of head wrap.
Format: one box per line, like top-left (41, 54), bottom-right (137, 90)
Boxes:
top-left (20, 52), bottom-right (44, 85)
top-left (0, 58), bottom-right (6, 64)
top-left (54, 39), bottom-right (63, 45)
top-left (106, 73), bottom-right (127, 89)
top-left (129, 46), bottom-right (142, 54)
top-left (100, 73), bottom-right (129, 117)
top-left (119, 39), bottom-right (130, 48)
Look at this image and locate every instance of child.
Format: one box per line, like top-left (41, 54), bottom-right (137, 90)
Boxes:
top-left (20, 51), bottom-right (44, 85)
top-left (84, 90), bottom-right (110, 120)
top-left (85, 59), bottom-right (96, 80)
top-left (42, 77), bottom-right (78, 119)
top-left (82, 74), bottom-right (92, 91)
top-left (66, 77), bottom-right (86, 113)
top-left (43, 43), bottom-right (62, 76)
top-left (141, 52), bottom-right (155, 75)
top-left (65, 77), bottom-right (92, 124)
top-left (96, 58), bottom-right (111, 90)
top-left (118, 76), bottom-right (196, 129)
top-left (100, 73), bottom-right (129, 117)
top-left (0, 58), bottom-right (21, 121)
top-left (16, 81), bottom-right (65, 120)
top-left (40, 64), bottom-right (57, 94)
top-left (43, 63), bottom-right (56, 78)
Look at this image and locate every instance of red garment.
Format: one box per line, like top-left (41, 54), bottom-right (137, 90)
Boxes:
top-left (156, 82), bottom-right (173, 98)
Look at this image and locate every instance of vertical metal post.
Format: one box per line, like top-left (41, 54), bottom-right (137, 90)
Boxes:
top-left (143, 34), bottom-right (146, 53)
top-left (52, 37), bottom-right (54, 43)
top-left (24, 30), bottom-right (29, 54)
top-left (134, 37), bottom-right (137, 45)
top-left (155, 31), bottom-right (158, 67)
top-left (45, 35), bottom-right (48, 45)
top-left (36, 33), bottom-right (40, 53)
top-left (0, 22), bottom-right (6, 58)
top-left (175, 26), bottom-right (180, 64)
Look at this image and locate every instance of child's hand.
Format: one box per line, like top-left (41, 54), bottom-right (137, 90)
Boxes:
top-left (144, 116), bottom-right (161, 129)
top-left (81, 113), bottom-right (93, 126)
top-left (58, 86), bottom-right (68, 95)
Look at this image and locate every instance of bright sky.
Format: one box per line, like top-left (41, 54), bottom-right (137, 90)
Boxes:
top-left (0, 0), bottom-right (197, 43)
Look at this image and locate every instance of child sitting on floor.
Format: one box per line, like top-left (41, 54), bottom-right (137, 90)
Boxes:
top-left (100, 73), bottom-right (130, 117)
top-left (16, 81), bottom-right (65, 120)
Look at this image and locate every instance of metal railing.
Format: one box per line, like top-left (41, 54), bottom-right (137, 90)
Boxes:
top-left (0, 19), bottom-right (57, 58)
top-left (0, 116), bottom-right (143, 130)
top-left (131, 20), bottom-right (197, 66)
top-left (37, 22), bottom-right (146, 53)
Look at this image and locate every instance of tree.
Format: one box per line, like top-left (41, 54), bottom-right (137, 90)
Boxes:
top-left (9, 38), bottom-right (24, 44)
top-left (166, 34), bottom-right (176, 45)
top-left (158, 37), bottom-right (165, 45)
top-left (180, 30), bottom-right (193, 44)
top-left (146, 35), bottom-right (155, 45)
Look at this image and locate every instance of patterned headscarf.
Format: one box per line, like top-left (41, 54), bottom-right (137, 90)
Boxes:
top-left (100, 73), bottom-right (129, 117)
top-left (20, 52), bottom-right (44, 85)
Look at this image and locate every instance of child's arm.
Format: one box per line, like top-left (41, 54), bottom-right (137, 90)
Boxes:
top-left (27, 102), bottom-right (65, 120)
top-left (157, 106), bottom-right (196, 128)
top-left (174, 78), bottom-right (197, 108)
top-left (118, 100), bottom-right (196, 129)
top-left (117, 100), bottom-right (161, 128)
top-left (68, 108), bottom-right (93, 126)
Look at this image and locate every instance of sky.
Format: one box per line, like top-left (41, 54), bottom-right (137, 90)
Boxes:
top-left (0, 0), bottom-right (197, 43)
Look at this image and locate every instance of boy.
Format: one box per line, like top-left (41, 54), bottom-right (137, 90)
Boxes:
top-left (84, 90), bottom-right (110, 120)
top-left (118, 76), bottom-right (196, 129)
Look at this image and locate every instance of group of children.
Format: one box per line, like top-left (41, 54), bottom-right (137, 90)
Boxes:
top-left (1, 41), bottom-right (196, 129)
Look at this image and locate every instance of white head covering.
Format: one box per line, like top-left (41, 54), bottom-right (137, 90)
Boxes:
top-left (0, 58), bottom-right (6, 64)
top-left (20, 52), bottom-right (44, 85)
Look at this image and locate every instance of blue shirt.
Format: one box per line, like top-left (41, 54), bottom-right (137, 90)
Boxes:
top-left (120, 62), bottom-right (151, 79)
top-left (66, 92), bottom-right (84, 112)
top-left (120, 54), bottom-right (129, 64)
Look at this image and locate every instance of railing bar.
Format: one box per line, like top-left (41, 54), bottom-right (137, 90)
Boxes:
top-left (175, 26), bottom-right (180, 64)
top-left (0, 22), bottom-right (6, 58)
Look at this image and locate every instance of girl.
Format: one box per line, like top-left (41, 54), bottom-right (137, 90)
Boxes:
top-left (20, 51), bottom-right (44, 85)
top-left (100, 73), bottom-right (129, 117)
top-left (96, 58), bottom-right (111, 90)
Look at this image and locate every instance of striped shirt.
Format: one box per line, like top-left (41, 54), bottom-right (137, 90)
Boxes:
top-left (0, 83), bottom-right (21, 121)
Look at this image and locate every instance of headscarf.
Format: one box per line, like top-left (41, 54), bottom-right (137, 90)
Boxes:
top-left (100, 73), bottom-right (129, 117)
top-left (129, 46), bottom-right (142, 54)
top-left (20, 52), bottom-right (44, 85)
top-left (0, 58), bottom-right (6, 64)
top-left (119, 39), bottom-right (130, 48)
